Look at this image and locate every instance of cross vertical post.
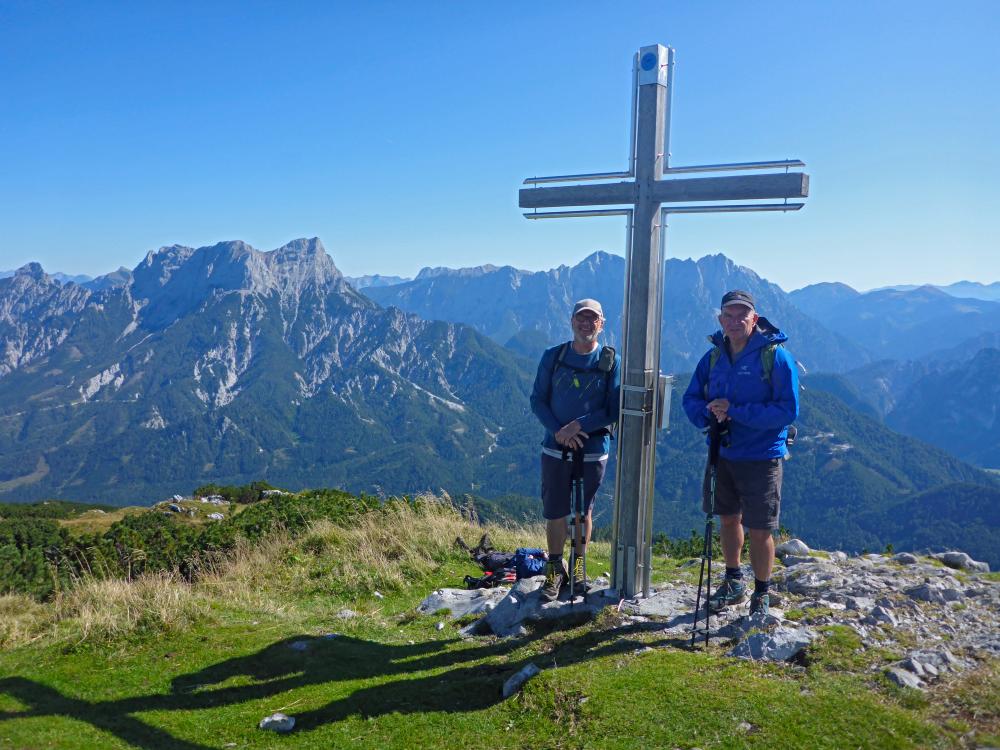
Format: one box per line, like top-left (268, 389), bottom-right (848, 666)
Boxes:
top-left (613, 45), bottom-right (671, 600)
top-left (519, 44), bottom-right (808, 599)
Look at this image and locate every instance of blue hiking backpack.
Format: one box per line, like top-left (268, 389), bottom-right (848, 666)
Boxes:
top-left (512, 548), bottom-right (548, 578)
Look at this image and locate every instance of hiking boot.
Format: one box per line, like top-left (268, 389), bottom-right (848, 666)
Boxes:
top-left (749, 591), bottom-right (770, 617)
top-left (708, 577), bottom-right (748, 612)
top-left (541, 560), bottom-right (568, 602)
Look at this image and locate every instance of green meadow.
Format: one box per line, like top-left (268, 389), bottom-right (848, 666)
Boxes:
top-left (1, 497), bottom-right (997, 749)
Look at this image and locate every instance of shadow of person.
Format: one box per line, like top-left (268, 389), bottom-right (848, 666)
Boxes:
top-left (0, 676), bottom-right (213, 750)
top-left (1, 621), bottom-right (645, 746)
top-left (164, 631), bottom-right (531, 711)
top-left (292, 624), bottom-right (649, 731)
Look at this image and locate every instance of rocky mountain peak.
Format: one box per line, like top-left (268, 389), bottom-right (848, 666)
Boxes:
top-left (85, 267), bottom-right (132, 292)
top-left (14, 262), bottom-right (48, 282)
top-left (416, 263), bottom-right (499, 280)
top-left (577, 250), bottom-right (618, 270)
top-left (129, 239), bottom-right (356, 329)
top-left (258, 237), bottom-right (344, 295)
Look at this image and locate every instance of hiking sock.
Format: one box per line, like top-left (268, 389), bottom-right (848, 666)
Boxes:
top-left (549, 553), bottom-right (563, 566)
top-left (754, 578), bottom-right (770, 595)
top-left (725, 567), bottom-right (743, 580)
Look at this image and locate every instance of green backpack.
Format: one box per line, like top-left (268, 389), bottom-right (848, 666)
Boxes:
top-left (706, 340), bottom-right (781, 387)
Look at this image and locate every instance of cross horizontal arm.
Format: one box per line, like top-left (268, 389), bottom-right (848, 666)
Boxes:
top-left (519, 182), bottom-right (634, 209)
top-left (649, 172), bottom-right (808, 203)
top-left (519, 172), bottom-right (808, 209)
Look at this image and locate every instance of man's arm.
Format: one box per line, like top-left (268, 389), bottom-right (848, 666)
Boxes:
top-left (727, 348), bottom-right (799, 429)
top-left (529, 348), bottom-right (563, 434)
top-left (682, 352), bottom-right (713, 429)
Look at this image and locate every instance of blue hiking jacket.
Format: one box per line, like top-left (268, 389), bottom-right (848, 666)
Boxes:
top-left (530, 343), bottom-right (621, 460)
top-left (682, 319), bottom-right (799, 461)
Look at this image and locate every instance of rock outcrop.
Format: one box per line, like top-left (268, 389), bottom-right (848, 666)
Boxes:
top-left (428, 542), bottom-right (998, 687)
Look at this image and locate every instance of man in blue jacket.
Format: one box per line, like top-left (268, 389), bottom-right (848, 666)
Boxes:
top-left (682, 290), bottom-right (799, 617)
top-left (530, 299), bottom-right (621, 601)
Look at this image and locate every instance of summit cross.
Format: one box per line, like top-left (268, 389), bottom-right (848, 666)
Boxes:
top-left (518, 44), bottom-right (809, 599)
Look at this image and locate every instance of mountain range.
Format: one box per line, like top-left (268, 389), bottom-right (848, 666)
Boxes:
top-left (1, 240), bottom-right (998, 564)
top-left (869, 280), bottom-right (1000, 302)
top-left (788, 282), bottom-right (1000, 361)
top-left (362, 252), bottom-right (870, 375)
top-left (15, 268), bottom-right (999, 301)
top-left (359, 252), bottom-right (1000, 469)
top-left (0, 240), bottom-right (535, 504)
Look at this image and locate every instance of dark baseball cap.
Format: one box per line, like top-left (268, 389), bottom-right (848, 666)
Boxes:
top-left (721, 290), bottom-right (756, 312)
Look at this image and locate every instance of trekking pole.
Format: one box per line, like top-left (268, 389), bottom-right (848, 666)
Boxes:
top-left (691, 417), bottom-right (723, 647)
top-left (572, 446), bottom-right (587, 602)
top-left (566, 446), bottom-right (579, 602)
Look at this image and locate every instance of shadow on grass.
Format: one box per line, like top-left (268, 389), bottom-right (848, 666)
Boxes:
top-left (0, 623), bottom-right (651, 746)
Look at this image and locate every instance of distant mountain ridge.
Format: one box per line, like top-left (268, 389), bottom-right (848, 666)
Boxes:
top-left (869, 280), bottom-right (1000, 302)
top-left (0, 267), bottom-right (130, 288)
top-left (788, 281), bottom-right (1000, 467)
top-left (363, 251), bottom-right (871, 374)
top-left (344, 274), bottom-right (411, 289)
top-left (789, 283), bottom-right (1000, 361)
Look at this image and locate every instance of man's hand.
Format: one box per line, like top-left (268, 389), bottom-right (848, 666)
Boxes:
top-left (707, 398), bottom-right (731, 423)
top-left (555, 420), bottom-right (589, 450)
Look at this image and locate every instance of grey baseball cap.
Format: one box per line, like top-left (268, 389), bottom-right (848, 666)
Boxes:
top-left (573, 298), bottom-right (604, 318)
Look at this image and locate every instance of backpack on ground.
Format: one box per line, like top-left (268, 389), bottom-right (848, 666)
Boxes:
top-left (456, 537), bottom-right (548, 589)
top-left (511, 547), bottom-right (548, 578)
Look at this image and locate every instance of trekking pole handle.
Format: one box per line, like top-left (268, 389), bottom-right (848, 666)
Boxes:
top-left (708, 418), bottom-right (724, 467)
top-left (571, 446), bottom-right (585, 480)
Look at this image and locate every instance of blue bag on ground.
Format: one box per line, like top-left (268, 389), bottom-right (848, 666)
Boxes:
top-left (512, 548), bottom-right (548, 579)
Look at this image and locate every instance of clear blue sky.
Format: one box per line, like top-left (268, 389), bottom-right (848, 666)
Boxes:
top-left (2, 1), bottom-right (997, 291)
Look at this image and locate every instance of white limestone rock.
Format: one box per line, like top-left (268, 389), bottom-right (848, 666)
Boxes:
top-left (885, 667), bottom-right (924, 691)
top-left (933, 551), bottom-right (990, 573)
top-left (782, 555), bottom-right (819, 567)
top-left (259, 712), bottom-right (295, 733)
top-left (906, 583), bottom-right (947, 604)
top-left (729, 625), bottom-right (816, 662)
top-left (775, 539), bottom-right (811, 558)
top-left (480, 578), bottom-right (600, 637)
top-left (417, 587), bottom-right (508, 619)
top-left (502, 663), bottom-right (541, 698)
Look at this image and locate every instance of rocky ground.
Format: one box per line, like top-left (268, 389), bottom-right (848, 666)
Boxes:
top-left (420, 540), bottom-right (1000, 694)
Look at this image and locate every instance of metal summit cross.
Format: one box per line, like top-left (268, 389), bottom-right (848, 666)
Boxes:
top-left (519, 44), bottom-right (809, 599)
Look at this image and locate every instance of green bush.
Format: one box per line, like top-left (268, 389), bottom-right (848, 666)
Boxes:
top-left (0, 487), bottom-right (383, 600)
top-left (0, 518), bottom-right (72, 598)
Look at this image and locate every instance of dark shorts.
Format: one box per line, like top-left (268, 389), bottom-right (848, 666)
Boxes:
top-left (541, 453), bottom-right (606, 520)
top-left (702, 456), bottom-right (783, 530)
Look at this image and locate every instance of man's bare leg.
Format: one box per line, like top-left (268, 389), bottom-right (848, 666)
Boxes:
top-left (747, 528), bottom-right (774, 582)
top-left (546, 518), bottom-right (567, 558)
top-left (719, 513), bottom-right (744, 568)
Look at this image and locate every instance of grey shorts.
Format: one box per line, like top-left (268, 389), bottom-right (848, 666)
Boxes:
top-left (702, 456), bottom-right (783, 530)
top-left (541, 453), bottom-right (606, 520)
